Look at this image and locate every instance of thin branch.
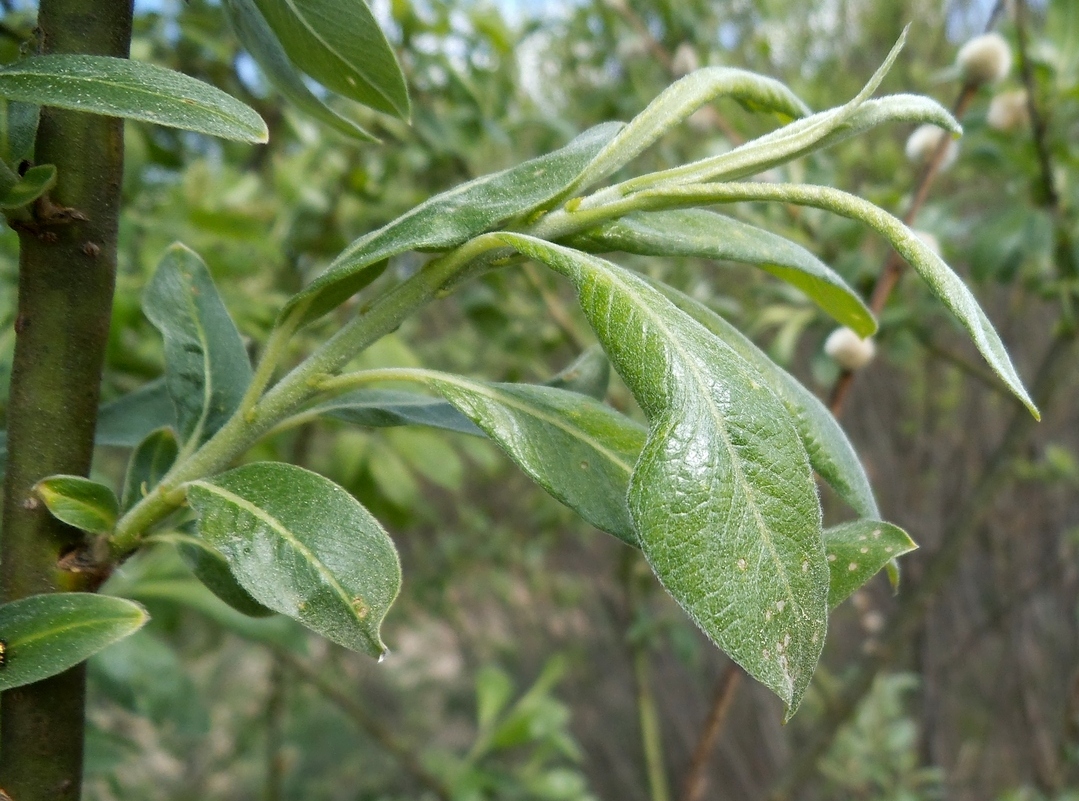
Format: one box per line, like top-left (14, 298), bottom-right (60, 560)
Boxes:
top-left (680, 663), bottom-right (744, 801)
top-left (275, 649), bottom-right (453, 801)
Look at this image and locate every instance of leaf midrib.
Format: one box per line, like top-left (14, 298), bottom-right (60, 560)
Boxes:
top-left (11, 611), bottom-right (142, 649)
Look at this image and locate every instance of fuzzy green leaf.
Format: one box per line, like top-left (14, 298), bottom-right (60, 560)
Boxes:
top-left (560, 66), bottom-right (809, 200)
top-left (252, 0), bottom-right (409, 119)
top-left (0, 55), bottom-right (267, 143)
top-left (0, 164), bottom-right (55, 210)
top-left (494, 233), bottom-right (827, 713)
top-left (223, 0), bottom-right (376, 141)
top-left (373, 369), bottom-right (645, 544)
top-left (650, 281), bottom-right (879, 519)
top-left (187, 462), bottom-right (401, 657)
top-left (570, 209), bottom-right (875, 337)
top-left (0, 98), bottom-right (38, 163)
top-left (281, 122), bottom-right (623, 326)
top-left (824, 520), bottom-right (916, 608)
top-left (34, 475), bottom-right (120, 535)
top-left (121, 428), bottom-right (179, 512)
top-left (0, 593), bottom-right (148, 691)
top-left (144, 244), bottom-right (253, 447)
top-left (312, 389), bottom-right (482, 435)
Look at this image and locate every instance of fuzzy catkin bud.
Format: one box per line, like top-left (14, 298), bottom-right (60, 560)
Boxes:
top-left (824, 327), bottom-right (876, 371)
top-left (957, 33), bottom-right (1012, 86)
top-left (905, 124), bottom-right (959, 171)
top-left (987, 89), bottom-right (1029, 132)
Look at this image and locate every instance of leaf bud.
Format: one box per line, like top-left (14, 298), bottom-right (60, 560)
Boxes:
top-left (957, 32), bottom-right (1012, 86)
top-left (824, 327), bottom-right (876, 371)
top-left (905, 124), bottom-right (959, 170)
top-left (987, 89), bottom-right (1029, 132)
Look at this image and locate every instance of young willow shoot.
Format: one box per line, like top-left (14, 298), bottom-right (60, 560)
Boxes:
top-left (5, 30), bottom-right (1033, 717)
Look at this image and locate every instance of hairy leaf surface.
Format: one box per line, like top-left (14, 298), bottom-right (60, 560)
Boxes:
top-left (494, 234), bottom-right (827, 712)
top-left (0, 55), bottom-right (267, 142)
top-left (570, 209), bottom-right (875, 336)
top-left (188, 462), bottom-right (401, 657)
top-left (0, 593), bottom-right (148, 691)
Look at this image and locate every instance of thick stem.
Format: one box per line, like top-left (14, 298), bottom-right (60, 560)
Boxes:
top-left (0, 2), bottom-right (133, 799)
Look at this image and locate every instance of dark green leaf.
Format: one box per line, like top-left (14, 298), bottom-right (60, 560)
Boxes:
top-left (34, 475), bottom-right (120, 535)
top-left (0, 98), bottom-right (39, 163)
top-left (0, 163), bottom-right (55, 210)
top-left (312, 388), bottom-right (482, 435)
top-left (651, 281), bottom-right (879, 519)
top-left (96, 379), bottom-right (175, 447)
top-left (401, 370), bottom-right (645, 544)
top-left (281, 122), bottom-right (623, 326)
top-left (495, 234), bottom-right (826, 713)
top-left (0, 55), bottom-right (267, 143)
top-left (187, 462), bottom-right (401, 657)
top-left (223, 0), bottom-right (376, 141)
top-left (824, 520), bottom-right (916, 608)
top-left (154, 532), bottom-right (274, 618)
top-left (144, 244), bottom-right (253, 447)
top-left (121, 428), bottom-right (179, 512)
top-left (0, 593), bottom-right (148, 691)
top-left (569, 209), bottom-right (875, 337)
top-left (252, 0), bottom-right (409, 119)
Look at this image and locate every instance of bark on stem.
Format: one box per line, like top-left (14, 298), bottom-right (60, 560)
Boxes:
top-left (0, 2), bottom-right (133, 799)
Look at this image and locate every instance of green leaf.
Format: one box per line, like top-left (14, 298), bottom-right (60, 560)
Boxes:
top-left (632, 181), bottom-right (1038, 418)
top-left (312, 388), bottom-right (482, 435)
top-left (0, 163), bottom-right (55, 210)
top-left (144, 244), bottom-right (253, 447)
top-left (152, 532), bottom-right (274, 618)
top-left (121, 428), bottom-right (179, 512)
top-left (0, 593), bottom-right (148, 691)
top-left (223, 0), bottom-right (376, 141)
top-left (96, 379), bottom-right (176, 447)
top-left (494, 233), bottom-right (827, 713)
top-left (544, 345), bottom-right (611, 400)
top-left (371, 369), bottom-right (646, 544)
top-left (0, 97), bottom-right (39, 163)
top-left (252, 0), bottom-right (409, 119)
top-left (281, 122), bottom-right (623, 326)
top-left (651, 281), bottom-right (879, 519)
top-left (824, 520), bottom-right (916, 608)
top-left (569, 209), bottom-right (876, 337)
top-left (187, 462), bottom-right (401, 657)
top-left (560, 67), bottom-right (809, 200)
top-left (0, 55), bottom-right (267, 143)
top-left (34, 475), bottom-right (120, 535)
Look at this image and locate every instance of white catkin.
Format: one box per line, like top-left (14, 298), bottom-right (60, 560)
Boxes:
top-left (905, 124), bottom-right (959, 170)
top-left (824, 327), bottom-right (876, 371)
top-left (987, 89), bottom-right (1029, 132)
top-left (957, 32), bottom-right (1012, 86)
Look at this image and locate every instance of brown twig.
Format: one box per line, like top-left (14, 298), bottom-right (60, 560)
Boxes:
top-left (275, 649), bottom-right (453, 801)
top-left (680, 663), bottom-right (744, 801)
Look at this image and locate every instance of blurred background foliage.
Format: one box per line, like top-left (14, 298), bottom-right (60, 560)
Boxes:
top-left (2, 0), bottom-right (1078, 798)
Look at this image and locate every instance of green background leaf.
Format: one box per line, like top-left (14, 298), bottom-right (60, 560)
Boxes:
top-left (0, 55), bottom-right (267, 142)
top-left (187, 462), bottom-right (401, 657)
top-left (0, 593), bottom-right (148, 691)
top-left (121, 428), bottom-right (179, 512)
top-left (143, 244), bottom-right (253, 447)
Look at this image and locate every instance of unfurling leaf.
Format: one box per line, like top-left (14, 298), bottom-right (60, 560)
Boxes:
top-left (34, 475), bottom-right (120, 535)
top-left (0, 55), bottom-right (267, 142)
top-left (494, 233), bottom-right (827, 714)
top-left (0, 593), bottom-right (148, 691)
top-left (144, 244), bottom-right (253, 447)
top-left (187, 462), bottom-right (401, 657)
top-left (824, 520), bottom-right (916, 608)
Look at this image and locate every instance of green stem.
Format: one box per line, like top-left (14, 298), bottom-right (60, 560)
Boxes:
top-left (0, 2), bottom-right (133, 799)
top-left (110, 235), bottom-right (502, 556)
